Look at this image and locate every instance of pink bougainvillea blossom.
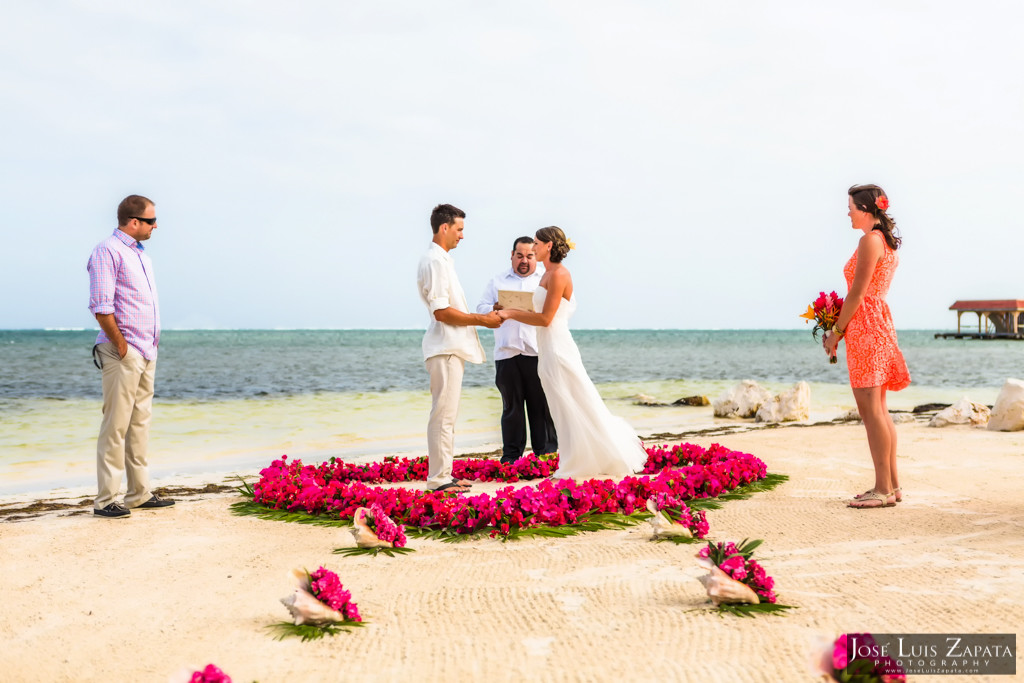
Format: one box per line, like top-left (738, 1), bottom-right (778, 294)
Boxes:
top-left (308, 566), bottom-right (361, 621)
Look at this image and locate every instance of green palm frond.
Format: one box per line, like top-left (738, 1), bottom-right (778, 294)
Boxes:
top-left (230, 501), bottom-right (351, 528)
top-left (267, 620), bottom-right (367, 641)
top-left (714, 602), bottom-right (796, 618)
top-left (333, 546), bottom-right (416, 557)
top-left (687, 474), bottom-right (789, 511)
top-left (233, 476), bottom-right (255, 497)
top-left (652, 535), bottom-right (702, 545)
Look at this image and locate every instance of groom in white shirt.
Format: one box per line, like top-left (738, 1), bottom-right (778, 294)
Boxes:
top-left (476, 237), bottom-right (558, 464)
top-left (417, 204), bottom-right (501, 492)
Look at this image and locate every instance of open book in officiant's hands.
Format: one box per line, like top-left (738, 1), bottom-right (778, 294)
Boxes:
top-left (498, 290), bottom-right (535, 312)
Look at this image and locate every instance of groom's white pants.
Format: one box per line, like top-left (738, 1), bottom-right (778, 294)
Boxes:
top-left (425, 354), bottom-right (465, 489)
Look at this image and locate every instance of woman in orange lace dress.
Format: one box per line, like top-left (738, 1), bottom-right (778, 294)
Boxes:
top-left (824, 184), bottom-right (911, 509)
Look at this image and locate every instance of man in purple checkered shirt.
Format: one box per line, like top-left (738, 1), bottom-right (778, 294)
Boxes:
top-left (86, 195), bottom-right (175, 518)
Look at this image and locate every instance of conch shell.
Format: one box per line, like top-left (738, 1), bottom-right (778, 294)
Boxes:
top-left (280, 568), bottom-right (344, 625)
top-left (349, 506), bottom-right (394, 549)
top-left (647, 498), bottom-right (692, 539)
top-left (695, 556), bottom-right (760, 606)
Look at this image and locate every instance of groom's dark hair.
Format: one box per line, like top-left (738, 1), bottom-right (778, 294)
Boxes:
top-left (512, 236), bottom-right (534, 252)
top-left (430, 204), bottom-right (466, 234)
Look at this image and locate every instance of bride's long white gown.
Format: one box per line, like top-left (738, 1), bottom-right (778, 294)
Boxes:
top-left (533, 286), bottom-right (648, 479)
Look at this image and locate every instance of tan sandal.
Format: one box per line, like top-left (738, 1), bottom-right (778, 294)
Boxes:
top-left (853, 486), bottom-right (902, 503)
top-left (847, 490), bottom-right (896, 509)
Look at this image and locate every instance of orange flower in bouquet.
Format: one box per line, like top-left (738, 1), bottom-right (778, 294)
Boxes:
top-left (800, 291), bottom-right (844, 364)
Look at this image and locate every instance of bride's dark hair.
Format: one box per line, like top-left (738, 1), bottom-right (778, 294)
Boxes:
top-left (535, 226), bottom-right (571, 263)
top-left (849, 184), bottom-right (901, 250)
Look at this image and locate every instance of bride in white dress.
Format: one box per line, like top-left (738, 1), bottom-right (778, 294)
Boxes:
top-left (497, 226), bottom-right (647, 479)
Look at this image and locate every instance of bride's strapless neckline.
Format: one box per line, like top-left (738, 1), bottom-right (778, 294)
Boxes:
top-left (536, 284), bottom-right (572, 303)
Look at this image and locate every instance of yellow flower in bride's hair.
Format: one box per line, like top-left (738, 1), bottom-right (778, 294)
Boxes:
top-left (566, 239), bottom-right (576, 250)
top-left (799, 304), bottom-right (816, 322)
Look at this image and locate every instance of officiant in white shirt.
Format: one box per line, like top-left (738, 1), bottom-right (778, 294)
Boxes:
top-left (476, 236), bottom-right (558, 464)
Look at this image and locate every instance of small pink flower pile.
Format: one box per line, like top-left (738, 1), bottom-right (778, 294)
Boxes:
top-left (366, 503), bottom-right (407, 547)
top-left (308, 566), bottom-right (362, 622)
top-left (188, 664), bottom-right (231, 683)
top-left (825, 634), bottom-right (906, 682)
top-left (648, 491), bottom-right (709, 539)
top-left (698, 540), bottom-right (777, 603)
top-left (252, 441), bottom-right (768, 539)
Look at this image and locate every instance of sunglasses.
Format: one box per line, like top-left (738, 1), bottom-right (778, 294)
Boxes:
top-left (132, 216), bottom-right (157, 225)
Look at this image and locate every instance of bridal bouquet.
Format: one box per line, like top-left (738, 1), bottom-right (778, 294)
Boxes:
top-left (811, 633), bottom-right (907, 682)
top-left (274, 567), bottom-right (365, 641)
top-left (338, 504), bottom-right (414, 556)
top-left (695, 539), bottom-right (793, 616)
top-left (800, 291), bottom-right (845, 364)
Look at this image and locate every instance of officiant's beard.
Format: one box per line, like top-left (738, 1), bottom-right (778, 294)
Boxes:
top-left (516, 262), bottom-right (532, 275)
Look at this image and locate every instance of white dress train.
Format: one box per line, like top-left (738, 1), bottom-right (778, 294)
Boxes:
top-left (533, 286), bottom-right (647, 479)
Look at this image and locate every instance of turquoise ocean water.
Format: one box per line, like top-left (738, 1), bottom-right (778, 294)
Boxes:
top-left (0, 329), bottom-right (1018, 496)
top-left (2, 329), bottom-right (1019, 398)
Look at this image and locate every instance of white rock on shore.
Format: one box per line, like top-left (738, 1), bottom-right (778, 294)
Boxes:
top-left (987, 378), bottom-right (1024, 432)
top-left (928, 398), bottom-right (991, 428)
top-left (755, 381), bottom-right (810, 423)
top-left (836, 408), bottom-right (915, 424)
top-left (712, 380), bottom-right (773, 418)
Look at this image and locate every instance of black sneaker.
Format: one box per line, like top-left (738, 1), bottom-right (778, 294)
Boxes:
top-left (94, 502), bottom-right (131, 518)
top-left (137, 494), bottom-right (175, 509)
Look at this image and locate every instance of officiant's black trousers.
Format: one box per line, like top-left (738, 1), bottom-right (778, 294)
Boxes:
top-left (495, 354), bottom-right (557, 461)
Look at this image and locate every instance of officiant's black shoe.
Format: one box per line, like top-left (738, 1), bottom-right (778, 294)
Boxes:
top-left (94, 502), bottom-right (131, 518)
top-left (137, 494), bottom-right (175, 509)
top-left (499, 456), bottom-right (520, 465)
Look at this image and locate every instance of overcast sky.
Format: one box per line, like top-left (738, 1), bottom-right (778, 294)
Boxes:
top-left (2, 1), bottom-right (1021, 330)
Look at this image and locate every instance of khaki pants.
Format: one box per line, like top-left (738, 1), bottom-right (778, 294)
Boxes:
top-left (425, 354), bottom-right (464, 489)
top-left (95, 343), bottom-right (156, 509)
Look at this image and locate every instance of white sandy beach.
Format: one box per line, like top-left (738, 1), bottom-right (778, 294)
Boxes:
top-left (1, 420), bottom-right (1022, 682)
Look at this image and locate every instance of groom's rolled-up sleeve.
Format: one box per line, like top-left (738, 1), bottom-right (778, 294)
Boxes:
top-left (476, 276), bottom-right (498, 315)
top-left (420, 259), bottom-right (451, 314)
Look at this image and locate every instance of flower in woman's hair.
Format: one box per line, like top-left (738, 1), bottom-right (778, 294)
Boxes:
top-left (875, 195), bottom-right (889, 212)
top-left (566, 238), bottom-right (576, 250)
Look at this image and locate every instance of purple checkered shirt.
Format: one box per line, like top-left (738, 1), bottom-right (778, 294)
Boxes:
top-left (87, 229), bottom-right (161, 359)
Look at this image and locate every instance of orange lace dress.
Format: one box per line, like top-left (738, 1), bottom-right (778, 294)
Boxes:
top-left (842, 232), bottom-right (911, 390)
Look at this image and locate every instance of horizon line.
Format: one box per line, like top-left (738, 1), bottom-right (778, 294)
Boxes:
top-left (2, 326), bottom-right (961, 333)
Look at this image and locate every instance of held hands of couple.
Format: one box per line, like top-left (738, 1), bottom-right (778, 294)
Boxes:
top-left (480, 310), bottom-right (502, 329)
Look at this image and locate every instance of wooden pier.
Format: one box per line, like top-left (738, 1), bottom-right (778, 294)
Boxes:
top-left (935, 299), bottom-right (1024, 339)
